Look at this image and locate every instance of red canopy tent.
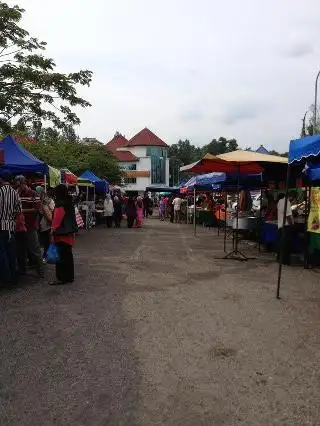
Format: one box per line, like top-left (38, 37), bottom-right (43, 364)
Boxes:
top-left (61, 168), bottom-right (78, 185)
top-left (180, 153), bottom-right (264, 260)
top-left (180, 153), bottom-right (264, 175)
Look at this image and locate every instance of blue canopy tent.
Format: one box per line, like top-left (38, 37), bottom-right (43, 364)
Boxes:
top-left (79, 170), bottom-right (109, 194)
top-left (0, 135), bottom-right (48, 175)
top-left (277, 134), bottom-right (320, 299)
top-left (182, 172), bottom-right (262, 191)
top-left (181, 172), bottom-right (263, 237)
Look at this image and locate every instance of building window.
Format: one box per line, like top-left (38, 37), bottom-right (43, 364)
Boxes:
top-left (120, 163), bottom-right (137, 171)
top-left (146, 147), bottom-right (167, 158)
top-left (151, 156), bottom-right (165, 184)
top-left (146, 147), bottom-right (167, 184)
top-left (124, 177), bottom-right (137, 184)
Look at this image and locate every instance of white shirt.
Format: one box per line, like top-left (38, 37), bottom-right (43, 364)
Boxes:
top-left (104, 199), bottom-right (114, 216)
top-left (277, 198), bottom-right (293, 228)
top-left (172, 197), bottom-right (182, 211)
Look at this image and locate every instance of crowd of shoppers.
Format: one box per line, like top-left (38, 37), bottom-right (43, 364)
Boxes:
top-left (102, 192), bottom-right (153, 229)
top-left (0, 171), bottom-right (77, 287)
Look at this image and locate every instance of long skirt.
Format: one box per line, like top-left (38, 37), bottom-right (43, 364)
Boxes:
top-left (136, 208), bottom-right (143, 227)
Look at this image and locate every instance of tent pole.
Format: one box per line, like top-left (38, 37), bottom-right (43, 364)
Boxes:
top-left (276, 163), bottom-right (291, 299)
top-left (235, 165), bottom-right (240, 252)
top-left (193, 188), bottom-right (196, 236)
top-left (258, 187), bottom-right (263, 253)
top-left (217, 194), bottom-right (221, 236)
top-left (304, 185), bottom-right (311, 269)
top-left (224, 193), bottom-right (227, 252)
top-left (44, 174), bottom-right (47, 191)
top-left (186, 194), bottom-right (188, 224)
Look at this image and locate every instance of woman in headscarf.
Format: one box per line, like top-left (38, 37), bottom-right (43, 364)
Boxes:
top-left (51, 184), bottom-right (77, 285)
top-left (135, 195), bottom-right (144, 228)
top-left (113, 195), bottom-right (123, 228)
top-left (125, 197), bottom-right (137, 228)
top-left (103, 194), bottom-right (114, 228)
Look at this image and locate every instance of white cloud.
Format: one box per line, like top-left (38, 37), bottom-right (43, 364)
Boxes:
top-left (9, 0), bottom-right (320, 150)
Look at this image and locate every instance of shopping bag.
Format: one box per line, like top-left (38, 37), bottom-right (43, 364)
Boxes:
top-left (46, 243), bottom-right (60, 264)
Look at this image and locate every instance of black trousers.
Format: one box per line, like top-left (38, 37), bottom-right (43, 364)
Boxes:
top-left (39, 229), bottom-right (51, 258)
top-left (15, 232), bottom-right (28, 274)
top-left (55, 243), bottom-right (74, 283)
top-left (114, 213), bottom-right (122, 228)
top-left (143, 207), bottom-right (149, 218)
top-left (106, 216), bottom-right (113, 228)
top-left (127, 217), bottom-right (135, 228)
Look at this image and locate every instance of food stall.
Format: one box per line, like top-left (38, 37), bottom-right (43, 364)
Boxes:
top-left (277, 134), bottom-right (320, 298)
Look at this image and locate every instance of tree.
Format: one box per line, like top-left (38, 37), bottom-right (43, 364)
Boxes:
top-left (301, 105), bottom-right (320, 137)
top-left (202, 137), bottom-right (238, 156)
top-left (167, 137), bottom-right (238, 185)
top-left (0, 2), bottom-right (92, 133)
top-left (21, 140), bottom-right (123, 183)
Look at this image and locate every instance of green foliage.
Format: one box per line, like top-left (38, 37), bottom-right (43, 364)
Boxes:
top-left (301, 105), bottom-right (320, 137)
top-left (18, 128), bottom-right (122, 183)
top-left (0, 2), bottom-right (92, 133)
top-left (168, 137), bottom-right (239, 185)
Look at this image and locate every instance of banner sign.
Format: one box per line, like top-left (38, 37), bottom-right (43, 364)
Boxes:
top-left (308, 187), bottom-right (320, 233)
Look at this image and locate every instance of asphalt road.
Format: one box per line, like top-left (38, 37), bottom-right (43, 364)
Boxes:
top-left (0, 219), bottom-right (319, 425)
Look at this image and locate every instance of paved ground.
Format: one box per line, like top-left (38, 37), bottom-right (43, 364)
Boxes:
top-left (0, 219), bottom-right (320, 425)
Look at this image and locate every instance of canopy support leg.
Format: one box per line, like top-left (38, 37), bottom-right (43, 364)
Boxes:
top-left (276, 163), bottom-right (291, 299)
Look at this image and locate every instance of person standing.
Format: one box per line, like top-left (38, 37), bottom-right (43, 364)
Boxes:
top-left (143, 193), bottom-right (150, 219)
top-left (135, 195), bottom-right (144, 228)
top-left (159, 196), bottom-right (165, 221)
top-left (51, 184), bottom-right (78, 285)
top-left (103, 194), bottom-right (114, 228)
top-left (0, 170), bottom-right (21, 285)
top-left (113, 196), bottom-right (123, 228)
top-left (36, 186), bottom-right (55, 261)
top-left (125, 197), bottom-right (137, 228)
top-left (277, 193), bottom-right (294, 265)
top-left (15, 176), bottom-right (43, 276)
top-left (172, 195), bottom-right (182, 223)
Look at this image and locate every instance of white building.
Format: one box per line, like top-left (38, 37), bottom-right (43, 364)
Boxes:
top-left (106, 128), bottom-right (170, 193)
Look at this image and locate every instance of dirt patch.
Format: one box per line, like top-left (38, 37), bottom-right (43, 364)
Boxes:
top-left (209, 344), bottom-right (237, 359)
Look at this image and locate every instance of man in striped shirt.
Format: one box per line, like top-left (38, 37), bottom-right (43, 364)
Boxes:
top-left (0, 170), bottom-right (21, 284)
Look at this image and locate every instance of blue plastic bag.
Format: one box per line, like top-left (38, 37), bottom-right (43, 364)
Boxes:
top-left (46, 243), bottom-right (60, 264)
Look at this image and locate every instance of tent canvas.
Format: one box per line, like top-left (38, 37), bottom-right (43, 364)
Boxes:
top-left (0, 135), bottom-right (48, 175)
top-left (180, 153), bottom-right (264, 174)
top-left (181, 172), bottom-right (262, 191)
top-left (217, 150), bottom-right (287, 164)
top-left (61, 168), bottom-right (78, 185)
top-left (48, 165), bottom-right (61, 187)
top-left (289, 135), bottom-right (320, 164)
top-left (79, 170), bottom-right (109, 194)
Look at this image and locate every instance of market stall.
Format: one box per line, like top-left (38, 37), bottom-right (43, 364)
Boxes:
top-left (79, 170), bottom-right (109, 195)
top-left (0, 135), bottom-right (48, 176)
top-left (277, 134), bottom-right (320, 298)
top-left (181, 154), bottom-right (264, 259)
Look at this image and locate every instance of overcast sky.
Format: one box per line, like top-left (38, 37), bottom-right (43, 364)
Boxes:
top-left (14, 0), bottom-right (320, 150)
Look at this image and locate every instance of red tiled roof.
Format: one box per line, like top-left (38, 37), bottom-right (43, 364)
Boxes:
top-left (106, 134), bottom-right (138, 162)
top-left (125, 128), bottom-right (168, 148)
top-left (113, 150), bottom-right (138, 162)
top-left (106, 134), bottom-right (129, 153)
